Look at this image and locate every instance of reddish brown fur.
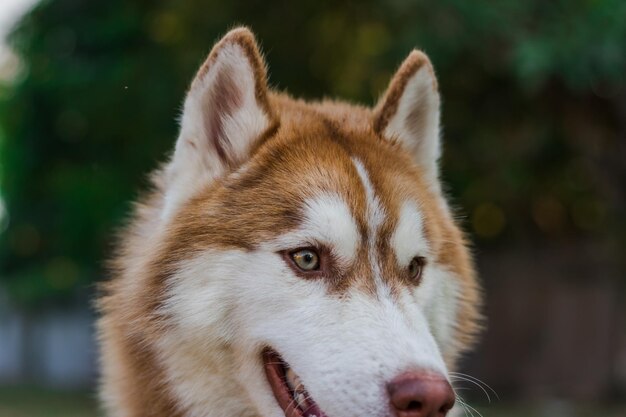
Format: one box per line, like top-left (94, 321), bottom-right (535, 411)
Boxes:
top-left (373, 50), bottom-right (437, 136)
top-left (98, 27), bottom-right (482, 417)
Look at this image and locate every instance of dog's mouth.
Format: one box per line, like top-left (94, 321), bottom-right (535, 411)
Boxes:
top-left (263, 348), bottom-right (328, 417)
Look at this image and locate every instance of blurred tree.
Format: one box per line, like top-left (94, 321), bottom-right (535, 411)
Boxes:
top-left (1, 0), bottom-right (624, 305)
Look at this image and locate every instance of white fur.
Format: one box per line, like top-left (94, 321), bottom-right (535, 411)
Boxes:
top-left (391, 201), bottom-right (430, 266)
top-left (154, 125), bottom-right (460, 417)
top-left (101, 31), bottom-right (476, 417)
top-left (162, 43), bottom-right (270, 221)
top-left (157, 253), bottom-right (280, 417)
top-left (352, 159), bottom-right (388, 298)
top-left (160, 243), bottom-right (449, 417)
top-left (389, 203), bottom-right (459, 362)
top-left (156, 174), bottom-right (456, 417)
top-left (270, 193), bottom-right (361, 267)
top-left (414, 264), bottom-right (460, 362)
top-left (383, 65), bottom-right (441, 183)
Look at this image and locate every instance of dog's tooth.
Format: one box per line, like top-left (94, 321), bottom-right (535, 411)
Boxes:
top-left (285, 369), bottom-right (294, 390)
top-left (285, 367), bottom-right (310, 411)
top-left (295, 392), bottom-right (307, 409)
top-left (285, 368), bottom-right (302, 390)
top-left (285, 368), bottom-right (298, 390)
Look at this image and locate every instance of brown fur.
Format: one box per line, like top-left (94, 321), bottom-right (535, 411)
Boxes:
top-left (98, 27), bottom-right (482, 417)
top-left (372, 50), bottom-right (437, 136)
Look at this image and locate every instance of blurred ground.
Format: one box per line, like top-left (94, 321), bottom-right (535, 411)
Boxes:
top-left (0, 386), bottom-right (625, 417)
top-left (0, 386), bottom-right (98, 417)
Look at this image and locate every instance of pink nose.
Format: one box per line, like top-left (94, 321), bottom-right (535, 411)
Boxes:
top-left (387, 371), bottom-right (455, 417)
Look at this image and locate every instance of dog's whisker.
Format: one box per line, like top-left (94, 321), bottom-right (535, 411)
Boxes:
top-left (450, 372), bottom-right (500, 401)
top-left (284, 384), bottom-right (302, 411)
top-left (455, 395), bottom-right (475, 417)
top-left (449, 372), bottom-right (496, 392)
top-left (461, 401), bottom-right (484, 417)
top-left (285, 381), bottom-right (310, 412)
top-left (98, 26), bottom-right (484, 417)
top-left (450, 375), bottom-right (492, 403)
top-left (285, 393), bottom-right (299, 412)
top-left (455, 392), bottom-right (484, 417)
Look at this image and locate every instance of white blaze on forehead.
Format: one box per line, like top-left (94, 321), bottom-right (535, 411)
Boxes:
top-left (352, 159), bottom-right (385, 234)
top-left (352, 159), bottom-right (388, 294)
top-left (392, 201), bottom-right (429, 266)
top-left (272, 193), bottom-right (360, 265)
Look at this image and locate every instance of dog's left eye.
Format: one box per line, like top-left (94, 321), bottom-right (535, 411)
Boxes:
top-left (408, 256), bottom-right (425, 284)
top-left (290, 249), bottom-right (320, 271)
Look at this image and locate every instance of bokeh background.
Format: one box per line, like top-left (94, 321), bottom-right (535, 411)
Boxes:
top-left (0, 0), bottom-right (625, 416)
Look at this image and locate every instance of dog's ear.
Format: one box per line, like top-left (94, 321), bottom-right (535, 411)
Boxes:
top-left (373, 51), bottom-right (441, 182)
top-left (163, 27), bottom-right (277, 218)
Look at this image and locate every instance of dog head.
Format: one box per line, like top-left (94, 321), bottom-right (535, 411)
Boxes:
top-left (152, 28), bottom-right (481, 417)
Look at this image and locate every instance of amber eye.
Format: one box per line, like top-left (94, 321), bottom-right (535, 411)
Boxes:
top-left (290, 249), bottom-right (320, 271)
top-left (408, 257), bottom-right (425, 284)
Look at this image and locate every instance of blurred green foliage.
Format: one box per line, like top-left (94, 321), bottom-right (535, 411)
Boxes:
top-left (1, 0), bottom-right (624, 305)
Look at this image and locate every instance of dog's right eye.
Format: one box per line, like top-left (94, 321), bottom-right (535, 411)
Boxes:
top-left (290, 249), bottom-right (320, 271)
top-left (408, 256), bottom-right (426, 285)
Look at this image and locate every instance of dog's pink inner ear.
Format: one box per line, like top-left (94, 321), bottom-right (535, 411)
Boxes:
top-left (176, 27), bottom-right (277, 175)
top-left (162, 28), bottom-right (277, 220)
top-left (203, 68), bottom-right (244, 164)
top-left (373, 50), bottom-right (441, 182)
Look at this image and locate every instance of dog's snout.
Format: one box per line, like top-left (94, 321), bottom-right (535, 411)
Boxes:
top-left (387, 371), bottom-right (455, 417)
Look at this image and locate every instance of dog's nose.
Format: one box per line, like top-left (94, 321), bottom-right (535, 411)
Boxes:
top-left (387, 371), bottom-right (455, 417)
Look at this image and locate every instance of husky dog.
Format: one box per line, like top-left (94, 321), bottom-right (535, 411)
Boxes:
top-left (98, 27), bottom-right (482, 417)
